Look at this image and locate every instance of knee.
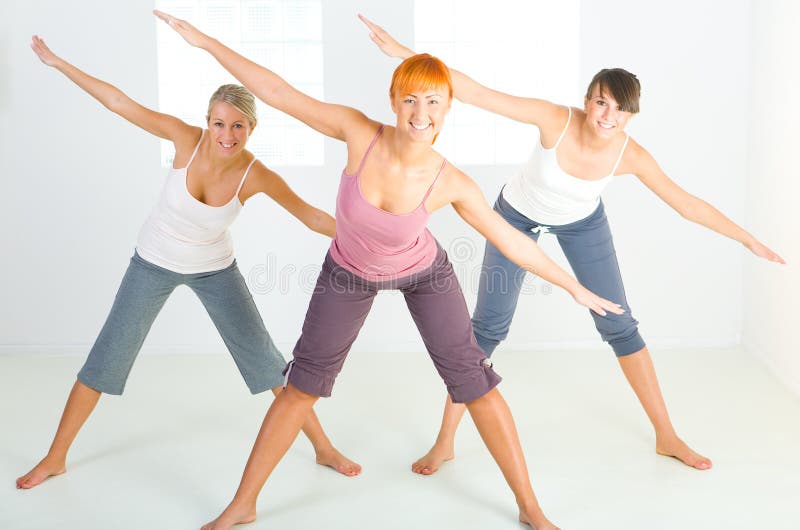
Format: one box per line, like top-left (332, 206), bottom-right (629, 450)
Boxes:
top-left (596, 318), bottom-right (645, 357)
top-left (473, 330), bottom-right (501, 357)
top-left (472, 316), bottom-right (510, 343)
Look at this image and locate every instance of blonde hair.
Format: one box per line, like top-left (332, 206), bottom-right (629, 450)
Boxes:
top-left (206, 84), bottom-right (258, 127)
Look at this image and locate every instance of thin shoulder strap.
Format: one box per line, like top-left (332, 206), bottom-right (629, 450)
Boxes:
top-left (421, 158), bottom-right (448, 204)
top-left (553, 107), bottom-right (572, 149)
top-left (355, 125), bottom-right (385, 175)
top-left (610, 135), bottom-right (630, 175)
top-left (235, 157), bottom-right (258, 196)
top-left (186, 130), bottom-right (205, 168)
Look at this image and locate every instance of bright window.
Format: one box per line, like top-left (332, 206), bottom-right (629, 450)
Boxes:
top-left (414, 0), bottom-right (580, 165)
top-left (155, 0), bottom-right (323, 166)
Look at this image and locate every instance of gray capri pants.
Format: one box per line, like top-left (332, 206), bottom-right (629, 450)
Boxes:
top-left (472, 193), bottom-right (646, 357)
top-left (285, 245), bottom-right (501, 403)
top-left (78, 251), bottom-right (287, 395)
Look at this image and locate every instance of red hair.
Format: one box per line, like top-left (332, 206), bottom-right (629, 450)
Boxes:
top-left (390, 53), bottom-right (453, 100)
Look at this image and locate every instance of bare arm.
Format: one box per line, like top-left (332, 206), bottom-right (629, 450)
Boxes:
top-left (248, 163), bottom-right (335, 238)
top-left (30, 35), bottom-right (195, 142)
top-left (358, 15), bottom-right (562, 128)
top-left (449, 172), bottom-right (624, 315)
top-left (629, 142), bottom-right (785, 263)
top-left (155, 10), bottom-right (372, 142)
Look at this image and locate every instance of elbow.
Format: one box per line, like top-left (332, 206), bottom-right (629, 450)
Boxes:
top-left (677, 197), bottom-right (704, 223)
top-left (104, 93), bottom-right (127, 114)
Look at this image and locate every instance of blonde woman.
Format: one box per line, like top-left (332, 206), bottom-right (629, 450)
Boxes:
top-left (17, 36), bottom-right (360, 490)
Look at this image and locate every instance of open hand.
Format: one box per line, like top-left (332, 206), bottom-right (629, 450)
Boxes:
top-left (30, 35), bottom-right (61, 67)
top-left (358, 14), bottom-right (414, 59)
top-left (745, 239), bottom-right (786, 264)
top-left (571, 286), bottom-right (625, 317)
top-left (153, 9), bottom-right (210, 48)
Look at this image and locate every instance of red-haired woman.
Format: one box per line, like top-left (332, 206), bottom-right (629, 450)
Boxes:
top-left (358, 16), bottom-right (785, 475)
top-left (155, 10), bottom-right (626, 530)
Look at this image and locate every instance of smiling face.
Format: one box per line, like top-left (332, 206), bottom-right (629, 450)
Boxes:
top-left (391, 87), bottom-right (451, 143)
top-left (207, 101), bottom-right (253, 157)
top-left (583, 89), bottom-right (632, 138)
top-left (389, 53), bottom-right (453, 144)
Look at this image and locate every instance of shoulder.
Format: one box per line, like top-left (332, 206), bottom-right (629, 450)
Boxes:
top-left (244, 156), bottom-right (280, 184)
top-left (617, 136), bottom-right (658, 176)
top-left (172, 126), bottom-right (205, 166)
top-left (540, 104), bottom-right (574, 145)
top-left (436, 160), bottom-right (482, 201)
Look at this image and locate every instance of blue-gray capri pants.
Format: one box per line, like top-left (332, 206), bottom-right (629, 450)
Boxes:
top-left (77, 251), bottom-right (287, 395)
top-left (471, 193), bottom-right (646, 357)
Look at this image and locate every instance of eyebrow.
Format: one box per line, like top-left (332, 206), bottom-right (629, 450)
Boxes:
top-left (406, 92), bottom-right (443, 98)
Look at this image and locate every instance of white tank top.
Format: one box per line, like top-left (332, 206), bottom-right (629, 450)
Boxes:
top-left (502, 107), bottom-right (629, 226)
top-left (136, 131), bottom-right (255, 273)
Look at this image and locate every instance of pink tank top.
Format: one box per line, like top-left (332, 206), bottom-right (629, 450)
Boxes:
top-left (329, 126), bottom-right (446, 281)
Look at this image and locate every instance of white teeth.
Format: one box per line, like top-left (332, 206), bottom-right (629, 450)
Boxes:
top-left (411, 122), bottom-right (431, 130)
top-left (598, 122), bottom-right (614, 129)
top-left (221, 143), bottom-right (234, 148)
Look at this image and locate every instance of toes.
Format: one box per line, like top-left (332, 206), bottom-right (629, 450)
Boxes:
top-left (694, 458), bottom-right (712, 470)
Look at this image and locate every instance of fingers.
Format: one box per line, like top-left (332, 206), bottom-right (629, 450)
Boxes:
top-left (153, 9), bottom-right (180, 29)
top-left (358, 13), bottom-right (381, 35)
top-left (602, 298), bottom-right (625, 315)
top-left (368, 33), bottom-right (383, 46)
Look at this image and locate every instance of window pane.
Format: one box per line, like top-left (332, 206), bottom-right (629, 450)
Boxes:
top-left (155, 0), bottom-right (323, 167)
top-left (415, 0), bottom-right (580, 165)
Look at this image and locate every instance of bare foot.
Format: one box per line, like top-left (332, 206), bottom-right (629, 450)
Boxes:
top-left (656, 435), bottom-right (712, 470)
top-left (411, 444), bottom-right (454, 475)
top-left (315, 447), bottom-right (362, 477)
top-left (519, 507), bottom-right (560, 529)
top-left (200, 502), bottom-right (256, 530)
top-left (16, 456), bottom-right (66, 489)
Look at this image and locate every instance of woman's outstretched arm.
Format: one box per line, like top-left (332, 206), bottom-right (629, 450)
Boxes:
top-left (449, 169), bottom-right (625, 316)
top-left (628, 141), bottom-right (785, 263)
top-left (247, 162), bottom-right (336, 237)
top-left (30, 35), bottom-right (195, 143)
top-left (155, 10), bottom-right (373, 143)
top-left (358, 14), bottom-right (563, 129)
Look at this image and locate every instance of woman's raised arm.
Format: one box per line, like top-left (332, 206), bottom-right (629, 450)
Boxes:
top-left (358, 14), bottom-right (562, 129)
top-left (154, 10), bottom-right (372, 142)
top-left (31, 35), bottom-right (195, 143)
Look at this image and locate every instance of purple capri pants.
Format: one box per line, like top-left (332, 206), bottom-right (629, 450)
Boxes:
top-left (284, 245), bottom-right (501, 403)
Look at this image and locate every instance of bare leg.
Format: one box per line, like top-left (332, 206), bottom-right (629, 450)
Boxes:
top-left (16, 380), bottom-right (101, 489)
top-left (269, 386), bottom-right (360, 476)
top-left (467, 388), bottom-right (559, 530)
top-left (618, 347), bottom-right (711, 470)
top-left (201, 384), bottom-right (317, 530)
top-left (411, 394), bottom-right (466, 475)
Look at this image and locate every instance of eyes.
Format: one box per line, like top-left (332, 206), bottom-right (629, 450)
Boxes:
top-left (213, 121), bottom-right (245, 129)
top-left (595, 99), bottom-right (623, 111)
top-left (403, 97), bottom-right (441, 105)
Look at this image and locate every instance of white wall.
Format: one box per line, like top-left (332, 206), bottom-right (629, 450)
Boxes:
top-left (0, 0), bottom-right (753, 357)
top-left (743, 1), bottom-right (800, 395)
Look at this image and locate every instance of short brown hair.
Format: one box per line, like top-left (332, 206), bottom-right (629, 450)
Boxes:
top-left (585, 68), bottom-right (641, 114)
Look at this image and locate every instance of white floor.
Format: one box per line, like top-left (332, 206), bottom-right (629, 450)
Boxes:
top-left (2, 347), bottom-right (799, 530)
